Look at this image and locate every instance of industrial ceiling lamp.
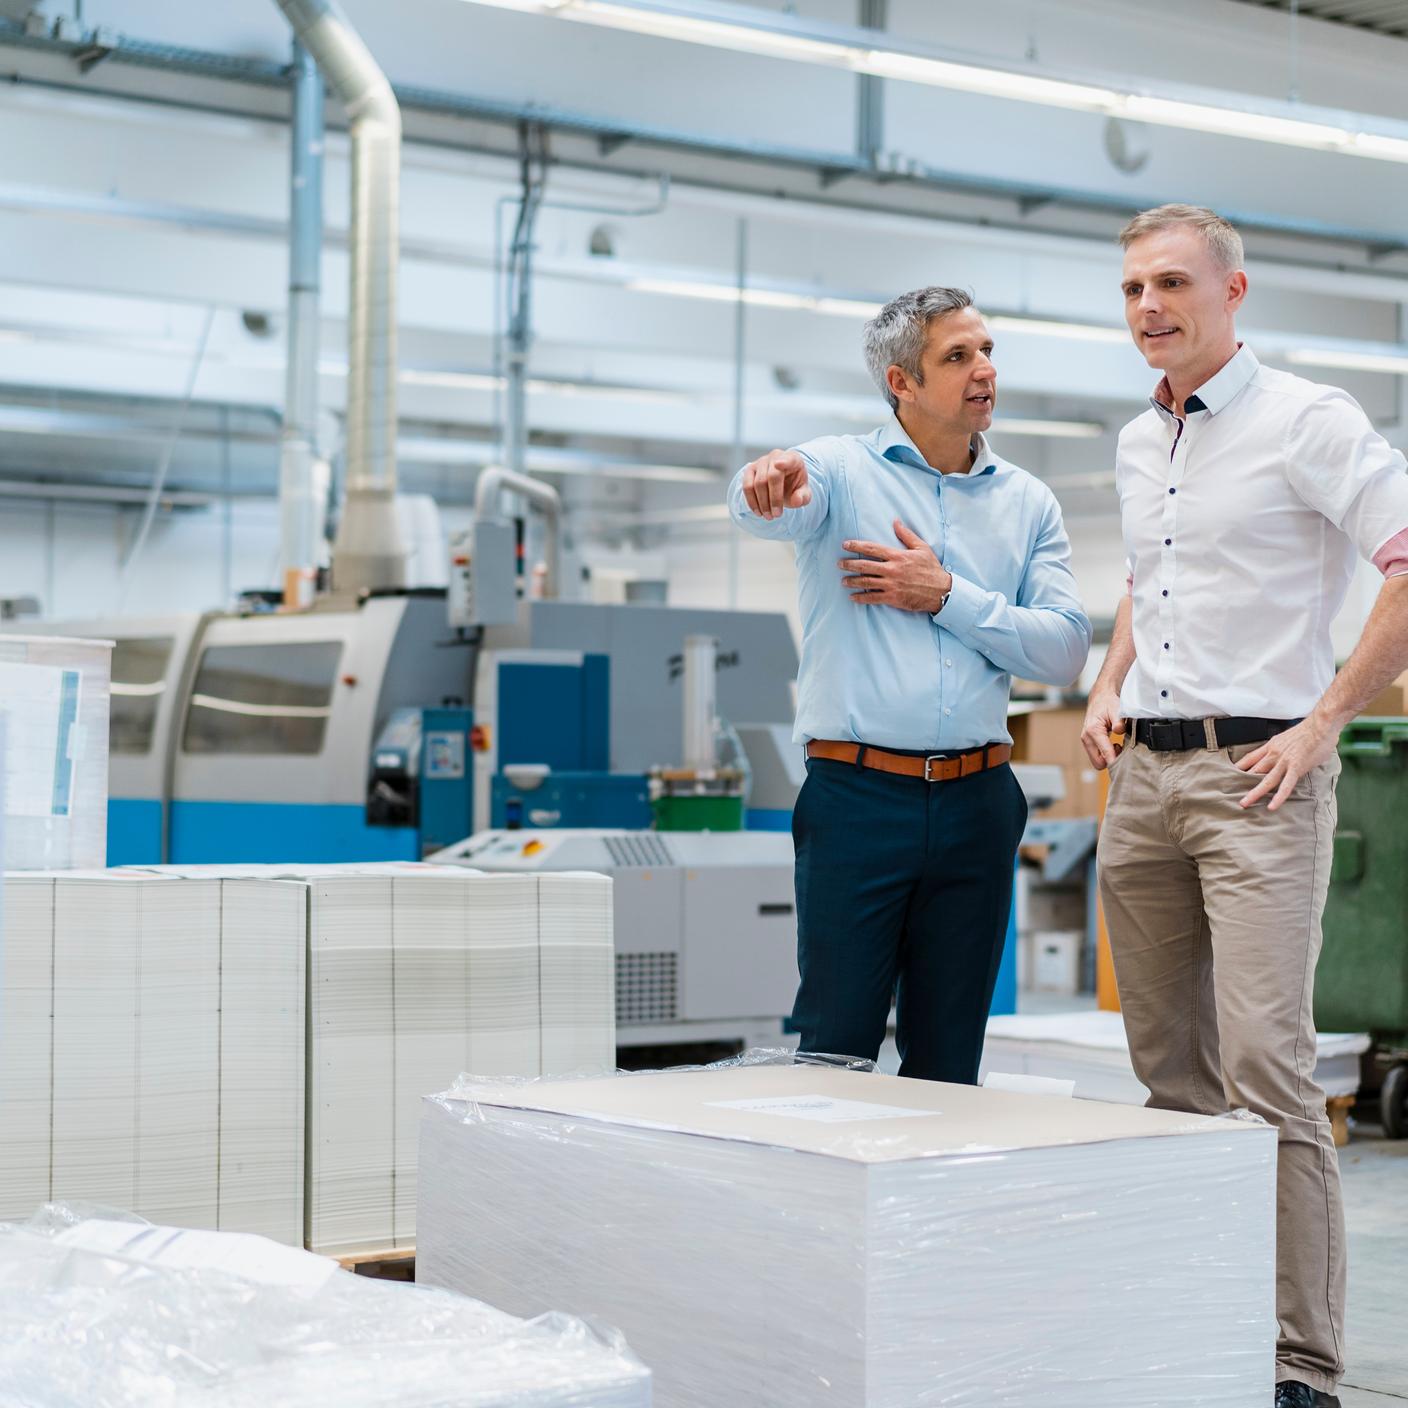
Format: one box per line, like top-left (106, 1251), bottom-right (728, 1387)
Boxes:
top-left (453, 0), bottom-right (1408, 164)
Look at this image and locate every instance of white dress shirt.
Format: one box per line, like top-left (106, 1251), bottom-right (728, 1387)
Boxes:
top-left (1118, 344), bottom-right (1408, 720)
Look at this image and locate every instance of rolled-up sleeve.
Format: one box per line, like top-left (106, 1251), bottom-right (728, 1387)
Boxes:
top-left (937, 489), bottom-right (1092, 685)
top-left (1285, 390), bottom-right (1408, 577)
top-left (727, 440), bottom-right (834, 542)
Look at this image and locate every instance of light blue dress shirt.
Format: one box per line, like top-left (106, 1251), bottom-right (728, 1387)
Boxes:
top-left (727, 417), bottom-right (1092, 751)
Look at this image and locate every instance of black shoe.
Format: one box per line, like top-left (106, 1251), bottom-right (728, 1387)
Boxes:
top-left (1274, 1382), bottom-right (1340, 1408)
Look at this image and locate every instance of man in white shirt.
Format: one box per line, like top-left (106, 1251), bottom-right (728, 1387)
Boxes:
top-left (1081, 203), bottom-right (1408, 1408)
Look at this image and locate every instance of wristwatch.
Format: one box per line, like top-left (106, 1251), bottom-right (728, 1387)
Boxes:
top-left (934, 587), bottom-right (953, 615)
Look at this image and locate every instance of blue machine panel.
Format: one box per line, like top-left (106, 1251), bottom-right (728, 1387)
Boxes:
top-left (744, 808), bottom-right (793, 832)
top-left (170, 801), bottom-right (419, 864)
top-left (107, 798), bottom-right (164, 867)
top-left (498, 656), bottom-right (610, 771)
top-left (419, 707), bottom-right (473, 857)
top-left (492, 772), bottom-right (651, 830)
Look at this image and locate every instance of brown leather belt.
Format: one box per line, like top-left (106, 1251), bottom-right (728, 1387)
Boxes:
top-left (806, 739), bottom-right (1012, 782)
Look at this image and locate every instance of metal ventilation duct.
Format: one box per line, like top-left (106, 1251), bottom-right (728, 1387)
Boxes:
top-left (273, 0), bottom-right (406, 594)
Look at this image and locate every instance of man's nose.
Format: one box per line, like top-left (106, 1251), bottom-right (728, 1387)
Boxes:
top-left (973, 353), bottom-right (996, 381)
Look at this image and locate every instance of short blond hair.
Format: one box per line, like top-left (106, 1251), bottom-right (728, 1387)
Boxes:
top-left (1118, 204), bottom-right (1244, 272)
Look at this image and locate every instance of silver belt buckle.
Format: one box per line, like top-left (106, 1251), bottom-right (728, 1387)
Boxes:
top-left (923, 754), bottom-right (943, 782)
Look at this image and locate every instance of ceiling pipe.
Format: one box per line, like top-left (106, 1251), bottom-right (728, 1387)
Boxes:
top-left (273, 0), bottom-right (406, 594)
top-left (474, 464), bottom-right (561, 599)
top-left (279, 38), bottom-right (325, 608)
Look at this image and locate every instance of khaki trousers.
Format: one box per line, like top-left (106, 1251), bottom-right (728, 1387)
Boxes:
top-left (1098, 739), bottom-right (1344, 1394)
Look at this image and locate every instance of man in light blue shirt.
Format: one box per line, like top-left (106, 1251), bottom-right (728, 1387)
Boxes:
top-left (728, 285), bottom-right (1090, 1082)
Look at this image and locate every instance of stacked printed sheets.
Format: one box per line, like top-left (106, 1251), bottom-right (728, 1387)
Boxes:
top-left (0, 863), bottom-right (615, 1253)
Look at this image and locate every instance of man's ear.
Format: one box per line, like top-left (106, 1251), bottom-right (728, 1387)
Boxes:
top-left (1226, 269), bottom-right (1248, 315)
top-left (886, 364), bottom-right (915, 405)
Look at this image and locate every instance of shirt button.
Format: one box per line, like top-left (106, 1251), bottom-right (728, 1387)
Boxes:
top-left (1168, 487), bottom-right (1176, 495)
top-left (944, 659), bottom-right (953, 668)
top-left (943, 707), bottom-right (952, 716)
top-left (1162, 589), bottom-right (1169, 598)
top-left (1164, 538), bottom-right (1172, 546)
top-left (1163, 642), bottom-right (1170, 650)
top-left (1161, 690), bottom-right (1169, 698)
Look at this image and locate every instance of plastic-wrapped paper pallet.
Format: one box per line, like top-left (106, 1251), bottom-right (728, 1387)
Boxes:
top-left (0, 634), bottom-right (110, 871)
top-left (419, 1061), bottom-right (1278, 1408)
top-left (981, 1011), bottom-right (1371, 1103)
top-left (0, 871), bottom-right (306, 1243)
top-left (0, 1205), bottom-right (651, 1407)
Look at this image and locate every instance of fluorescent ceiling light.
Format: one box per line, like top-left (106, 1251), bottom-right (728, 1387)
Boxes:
top-left (992, 417), bottom-right (1104, 439)
top-left (453, 0), bottom-right (1408, 164)
top-left (631, 277), bottom-right (1129, 347)
top-left (1286, 348), bottom-right (1408, 375)
top-left (397, 435), bottom-right (718, 481)
top-left (627, 276), bottom-right (824, 311)
top-left (986, 315), bottom-right (1128, 346)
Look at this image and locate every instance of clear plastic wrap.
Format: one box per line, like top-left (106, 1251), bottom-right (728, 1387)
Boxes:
top-left (418, 1058), bottom-right (1278, 1407)
top-left (0, 1204), bottom-right (650, 1407)
top-left (0, 634), bottom-right (110, 871)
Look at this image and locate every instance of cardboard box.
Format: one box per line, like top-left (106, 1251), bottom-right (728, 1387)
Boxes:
top-left (1008, 706), bottom-right (1101, 820)
top-left (418, 1063), bottom-right (1277, 1407)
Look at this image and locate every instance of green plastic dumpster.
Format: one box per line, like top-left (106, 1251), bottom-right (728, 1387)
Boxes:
top-left (1318, 718), bottom-right (1408, 1137)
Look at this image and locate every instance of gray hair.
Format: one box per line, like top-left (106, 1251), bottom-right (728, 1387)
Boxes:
top-left (1118, 203), bottom-right (1244, 272)
top-left (863, 286), bottom-right (974, 412)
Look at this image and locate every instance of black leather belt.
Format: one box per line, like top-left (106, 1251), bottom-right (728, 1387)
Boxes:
top-left (1130, 717), bottom-right (1301, 752)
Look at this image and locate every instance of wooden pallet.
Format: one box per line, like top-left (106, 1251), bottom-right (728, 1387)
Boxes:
top-left (335, 1247), bottom-right (416, 1281)
top-left (1328, 1095), bottom-right (1354, 1149)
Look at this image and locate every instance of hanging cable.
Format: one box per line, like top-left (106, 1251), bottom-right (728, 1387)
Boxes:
top-left (117, 304), bottom-right (216, 605)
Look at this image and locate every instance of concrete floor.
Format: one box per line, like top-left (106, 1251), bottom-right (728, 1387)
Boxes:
top-left (1338, 1118), bottom-right (1408, 1404)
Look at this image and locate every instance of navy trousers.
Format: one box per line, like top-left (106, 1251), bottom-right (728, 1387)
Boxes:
top-left (790, 754), bottom-right (1027, 1083)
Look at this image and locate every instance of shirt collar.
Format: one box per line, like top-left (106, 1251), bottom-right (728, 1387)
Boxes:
top-left (876, 416), bottom-right (998, 477)
top-left (1149, 343), bottom-right (1259, 420)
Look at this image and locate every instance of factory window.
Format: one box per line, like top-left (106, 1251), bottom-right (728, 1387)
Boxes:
top-left (110, 636), bottom-right (174, 755)
top-left (182, 641), bottom-right (342, 755)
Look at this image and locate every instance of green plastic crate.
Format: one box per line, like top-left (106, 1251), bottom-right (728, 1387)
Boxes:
top-left (1317, 718), bottom-right (1408, 1041)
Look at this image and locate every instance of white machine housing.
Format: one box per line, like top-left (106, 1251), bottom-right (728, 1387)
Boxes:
top-left (432, 827), bottom-right (799, 1049)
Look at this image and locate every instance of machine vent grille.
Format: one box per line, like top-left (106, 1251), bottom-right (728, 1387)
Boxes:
top-left (605, 833), bottom-right (675, 867)
top-left (616, 952), bottom-right (678, 1024)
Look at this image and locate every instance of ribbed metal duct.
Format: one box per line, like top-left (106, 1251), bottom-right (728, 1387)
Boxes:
top-left (474, 465), bottom-right (562, 599)
top-left (273, 0), bottom-right (406, 594)
top-left (279, 39), bottom-right (325, 606)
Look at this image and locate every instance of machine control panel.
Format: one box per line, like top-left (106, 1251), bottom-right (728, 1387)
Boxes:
top-left (448, 521), bottom-right (517, 630)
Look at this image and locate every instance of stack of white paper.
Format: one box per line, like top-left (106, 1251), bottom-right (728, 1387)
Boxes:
top-left (419, 1063), bottom-right (1277, 1408)
top-left (0, 1206), bottom-right (652, 1408)
top-left (0, 635), bottom-right (110, 872)
top-left (538, 873), bottom-right (616, 1078)
top-left (216, 878), bottom-right (307, 1245)
top-left (981, 1010), bottom-right (1371, 1103)
top-left (0, 876), bottom-right (54, 1220)
top-left (0, 871), bottom-right (306, 1243)
top-left (0, 862), bottom-right (614, 1255)
top-left (298, 866), bottom-right (613, 1253)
